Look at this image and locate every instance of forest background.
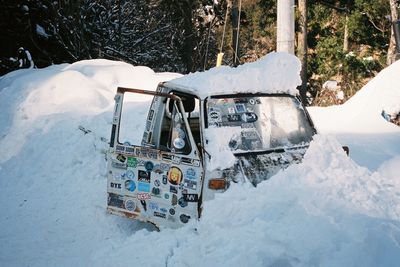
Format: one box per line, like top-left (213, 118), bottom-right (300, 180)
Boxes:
top-left (1, 0), bottom-right (399, 106)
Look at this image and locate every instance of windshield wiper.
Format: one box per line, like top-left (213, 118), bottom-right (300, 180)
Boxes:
top-left (232, 144), bottom-right (309, 157)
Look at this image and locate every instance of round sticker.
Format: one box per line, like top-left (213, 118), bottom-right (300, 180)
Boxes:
top-left (180, 214), bottom-right (190, 224)
top-left (173, 138), bottom-right (185, 149)
top-left (168, 167), bottom-right (182, 185)
top-left (176, 128), bottom-right (186, 139)
top-left (145, 161), bottom-right (154, 172)
top-left (125, 199), bottom-right (136, 211)
top-left (125, 180), bottom-right (136, 192)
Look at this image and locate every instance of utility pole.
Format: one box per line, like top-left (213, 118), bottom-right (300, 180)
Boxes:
top-left (231, 0), bottom-right (241, 66)
top-left (277, 0), bottom-right (295, 54)
top-left (297, 0), bottom-right (308, 104)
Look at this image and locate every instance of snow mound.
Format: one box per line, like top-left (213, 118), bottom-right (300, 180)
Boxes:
top-left (167, 52), bottom-right (302, 98)
top-left (0, 56), bottom-right (399, 267)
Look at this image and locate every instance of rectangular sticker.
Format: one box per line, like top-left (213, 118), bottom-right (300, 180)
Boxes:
top-left (183, 193), bottom-right (199, 202)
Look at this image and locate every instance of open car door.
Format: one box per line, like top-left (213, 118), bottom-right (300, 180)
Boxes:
top-left (107, 87), bottom-right (203, 228)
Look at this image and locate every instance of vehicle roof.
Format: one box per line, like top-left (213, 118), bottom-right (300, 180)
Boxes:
top-left (162, 52), bottom-right (302, 100)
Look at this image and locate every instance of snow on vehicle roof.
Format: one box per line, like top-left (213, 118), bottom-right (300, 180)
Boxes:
top-left (165, 52), bottom-right (302, 99)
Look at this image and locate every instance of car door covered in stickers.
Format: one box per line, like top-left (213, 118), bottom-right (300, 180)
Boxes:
top-left (107, 87), bottom-right (203, 228)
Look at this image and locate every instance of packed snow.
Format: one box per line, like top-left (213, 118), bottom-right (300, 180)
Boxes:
top-left (166, 52), bottom-right (301, 98)
top-left (0, 54), bottom-right (399, 267)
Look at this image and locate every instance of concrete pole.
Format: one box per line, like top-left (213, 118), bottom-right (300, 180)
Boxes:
top-left (277, 0), bottom-right (295, 54)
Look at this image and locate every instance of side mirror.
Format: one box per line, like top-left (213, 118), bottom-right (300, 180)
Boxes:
top-left (342, 146), bottom-right (349, 156)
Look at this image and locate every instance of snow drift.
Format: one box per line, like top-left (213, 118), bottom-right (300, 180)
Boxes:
top-left (0, 54), bottom-right (399, 267)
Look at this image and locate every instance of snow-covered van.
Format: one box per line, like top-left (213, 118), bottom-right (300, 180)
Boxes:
top-left (106, 80), bottom-right (316, 228)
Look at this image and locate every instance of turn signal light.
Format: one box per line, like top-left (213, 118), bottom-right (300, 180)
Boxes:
top-left (208, 179), bottom-right (227, 190)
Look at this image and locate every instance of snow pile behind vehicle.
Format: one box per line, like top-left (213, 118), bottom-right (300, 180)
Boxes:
top-left (167, 52), bottom-right (302, 98)
top-left (0, 54), bottom-right (399, 266)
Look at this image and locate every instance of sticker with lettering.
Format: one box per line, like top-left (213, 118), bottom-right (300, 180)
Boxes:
top-left (162, 175), bottom-right (168, 185)
top-left (186, 168), bottom-right (197, 180)
top-left (110, 182), bottom-right (122, 189)
top-left (160, 163), bottom-right (170, 172)
top-left (160, 207), bottom-right (167, 213)
top-left (125, 146), bottom-right (134, 155)
top-left (228, 107), bottom-right (235, 114)
top-left (235, 103), bottom-right (246, 113)
top-left (111, 161), bottom-right (127, 170)
top-left (125, 199), bottom-right (136, 212)
top-left (183, 179), bottom-right (197, 190)
top-left (117, 154), bottom-right (126, 163)
top-left (172, 156), bottom-right (181, 165)
top-left (168, 167), bottom-right (182, 185)
top-left (170, 186), bottom-right (178, 194)
top-left (137, 193), bottom-right (151, 201)
top-left (183, 193), bottom-right (199, 202)
top-left (108, 193), bottom-right (124, 209)
top-left (127, 157), bottom-right (137, 168)
top-left (154, 211), bottom-right (166, 219)
top-left (138, 182), bottom-right (150, 192)
top-left (154, 179), bottom-right (161, 187)
top-left (125, 170), bottom-right (135, 180)
top-left (241, 112), bottom-right (258, 123)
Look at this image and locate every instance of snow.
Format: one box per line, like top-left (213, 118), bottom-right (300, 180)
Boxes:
top-left (166, 52), bottom-right (302, 98)
top-left (0, 53), bottom-right (400, 266)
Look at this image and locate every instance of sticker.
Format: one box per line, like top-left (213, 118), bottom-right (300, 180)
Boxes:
top-left (138, 170), bottom-right (151, 183)
top-left (138, 182), bottom-right (150, 192)
top-left (192, 160), bottom-right (200, 167)
top-left (178, 197), bottom-right (188, 208)
top-left (153, 165), bottom-right (163, 174)
top-left (209, 111), bottom-right (222, 122)
top-left (160, 163), bottom-right (170, 172)
top-left (186, 168), bottom-right (197, 180)
top-left (227, 107), bottom-right (235, 114)
top-left (125, 180), bottom-right (136, 192)
top-left (162, 175), bottom-right (168, 185)
top-left (154, 211), bottom-right (166, 219)
top-left (147, 150), bottom-right (158, 160)
top-left (145, 161), bottom-right (154, 172)
top-left (127, 157), bottom-right (137, 168)
top-left (249, 98), bottom-right (256, 105)
top-left (110, 182), bottom-right (122, 189)
top-left (227, 114), bottom-right (241, 122)
top-left (125, 146), bottom-right (134, 155)
top-left (173, 138), bottom-right (185, 149)
top-left (149, 202), bottom-right (159, 211)
top-left (125, 199), bottom-right (136, 211)
top-left (171, 194), bottom-right (178, 206)
top-left (170, 186), bottom-right (178, 194)
top-left (183, 193), bottom-right (199, 202)
top-left (125, 170), bottom-right (135, 179)
top-left (117, 154), bottom-right (126, 163)
top-left (107, 193), bottom-right (124, 209)
top-left (116, 145), bottom-right (125, 153)
top-left (180, 214), bottom-right (190, 224)
top-left (151, 187), bottom-right (161, 196)
top-left (169, 208), bottom-right (175, 215)
top-left (137, 193), bottom-right (151, 200)
top-left (154, 180), bottom-right (161, 187)
top-left (235, 103), bottom-right (246, 113)
top-left (241, 112), bottom-right (258, 123)
top-left (172, 156), bottom-right (181, 165)
top-left (168, 167), bottom-right (182, 185)
top-left (164, 193), bottom-right (170, 199)
top-left (111, 161), bottom-right (127, 170)
top-left (183, 179), bottom-right (197, 190)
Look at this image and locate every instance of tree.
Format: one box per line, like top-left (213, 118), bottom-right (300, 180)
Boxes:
top-left (387, 0), bottom-right (399, 65)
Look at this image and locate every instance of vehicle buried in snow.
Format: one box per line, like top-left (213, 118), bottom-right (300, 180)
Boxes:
top-left (107, 81), bottom-right (316, 228)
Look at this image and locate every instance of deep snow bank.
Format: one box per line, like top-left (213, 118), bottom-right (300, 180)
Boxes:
top-left (0, 55), bottom-right (399, 267)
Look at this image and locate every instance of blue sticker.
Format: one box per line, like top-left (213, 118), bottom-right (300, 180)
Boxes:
top-left (160, 207), bottom-right (167, 213)
top-left (186, 168), bottom-right (197, 180)
top-left (125, 180), bottom-right (136, 192)
top-left (138, 182), bottom-right (150, 192)
top-left (149, 202), bottom-right (159, 211)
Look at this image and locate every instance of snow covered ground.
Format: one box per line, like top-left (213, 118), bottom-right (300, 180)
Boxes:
top-left (0, 54), bottom-right (399, 267)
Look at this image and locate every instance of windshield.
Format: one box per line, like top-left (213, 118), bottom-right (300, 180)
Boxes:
top-left (205, 95), bottom-right (315, 153)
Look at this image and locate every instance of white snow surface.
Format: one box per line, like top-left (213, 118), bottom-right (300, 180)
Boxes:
top-left (166, 52), bottom-right (302, 98)
top-left (0, 55), bottom-right (400, 267)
